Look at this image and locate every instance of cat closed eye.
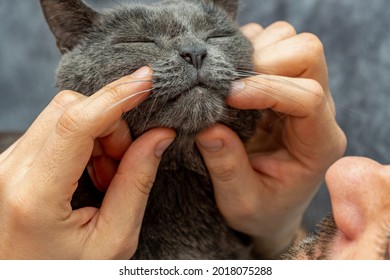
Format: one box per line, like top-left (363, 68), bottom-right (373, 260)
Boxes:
top-left (113, 39), bottom-right (156, 45)
top-left (206, 34), bottom-right (233, 42)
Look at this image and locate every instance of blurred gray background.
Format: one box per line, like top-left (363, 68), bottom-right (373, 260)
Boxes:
top-left (0, 0), bottom-right (389, 230)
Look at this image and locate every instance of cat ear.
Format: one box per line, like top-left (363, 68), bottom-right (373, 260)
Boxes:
top-left (39, 0), bottom-right (99, 54)
top-left (208, 0), bottom-right (239, 19)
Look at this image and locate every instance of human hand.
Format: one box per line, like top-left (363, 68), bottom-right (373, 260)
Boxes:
top-left (0, 67), bottom-right (175, 259)
top-left (196, 22), bottom-right (346, 258)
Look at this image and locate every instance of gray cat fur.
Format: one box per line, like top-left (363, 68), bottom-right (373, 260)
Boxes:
top-left (40, 0), bottom-right (260, 259)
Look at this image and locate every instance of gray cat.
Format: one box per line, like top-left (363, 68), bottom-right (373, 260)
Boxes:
top-left (40, 0), bottom-right (260, 259)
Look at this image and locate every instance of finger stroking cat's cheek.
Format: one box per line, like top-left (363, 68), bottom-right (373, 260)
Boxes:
top-left (130, 66), bottom-right (153, 78)
top-left (94, 67), bottom-right (153, 114)
top-left (228, 80), bottom-right (249, 107)
top-left (228, 80), bottom-right (274, 110)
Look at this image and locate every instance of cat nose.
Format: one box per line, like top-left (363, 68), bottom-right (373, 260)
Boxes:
top-left (179, 48), bottom-right (207, 70)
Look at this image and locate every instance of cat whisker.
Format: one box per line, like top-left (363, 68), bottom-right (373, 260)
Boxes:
top-left (104, 86), bottom-right (155, 113)
top-left (113, 87), bottom-right (159, 141)
top-left (234, 70), bottom-right (325, 118)
top-left (141, 95), bottom-right (159, 133)
top-left (239, 65), bottom-right (286, 75)
top-left (334, 103), bottom-right (371, 120)
top-left (241, 81), bottom-right (301, 123)
top-left (230, 89), bottom-right (288, 128)
top-left (217, 109), bottom-right (240, 122)
top-left (244, 79), bottom-right (303, 107)
top-left (110, 0), bottom-right (128, 10)
top-left (242, 78), bottom-right (333, 129)
top-left (236, 69), bottom-right (318, 97)
top-left (268, 110), bottom-right (289, 128)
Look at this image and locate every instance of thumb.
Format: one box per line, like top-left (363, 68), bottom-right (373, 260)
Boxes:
top-left (89, 128), bottom-right (175, 258)
top-left (195, 124), bottom-right (262, 230)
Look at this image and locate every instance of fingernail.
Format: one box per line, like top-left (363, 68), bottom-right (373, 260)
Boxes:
top-left (155, 138), bottom-right (175, 158)
top-left (197, 139), bottom-right (224, 152)
top-left (131, 66), bottom-right (152, 78)
top-left (231, 80), bottom-right (246, 94)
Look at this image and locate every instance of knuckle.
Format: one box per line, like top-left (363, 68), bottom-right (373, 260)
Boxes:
top-left (298, 32), bottom-right (324, 57)
top-left (53, 90), bottom-right (81, 108)
top-left (209, 159), bottom-right (240, 183)
top-left (272, 21), bottom-right (297, 36)
top-left (244, 22), bottom-right (263, 33)
top-left (104, 83), bottom-right (125, 102)
top-left (304, 80), bottom-right (327, 111)
top-left (56, 108), bottom-right (84, 137)
top-left (132, 171), bottom-right (155, 196)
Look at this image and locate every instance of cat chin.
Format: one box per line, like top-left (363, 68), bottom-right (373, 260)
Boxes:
top-left (173, 91), bottom-right (225, 133)
top-left (129, 86), bottom-right (228, 136)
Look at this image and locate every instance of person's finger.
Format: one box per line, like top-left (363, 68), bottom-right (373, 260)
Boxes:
top-left (87, 119), bottom-right (132, 192)
top-left (98, 119), bottom-right (132, 160)
top-left (228, 75), bottom-right (346, 166)
top-left (240, 23), bottom-right (263, 41)
top-left (251, 21), bottom-right (297, 50)
top-left (87, 139), bottom-right (119, 192)
top-left (253, 33), bottom-right (330, 93)
top-left (229, 75), bottom-right (325, 117)
top-left (196, 124), bottom-right (264, 234)
top-left (28, 67), bottom-right (153, 205)
top-left (80, 128), bottom-right (176, 259)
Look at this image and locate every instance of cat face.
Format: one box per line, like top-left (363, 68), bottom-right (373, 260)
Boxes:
top-left (41, 0), bottom-right (253, 137)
